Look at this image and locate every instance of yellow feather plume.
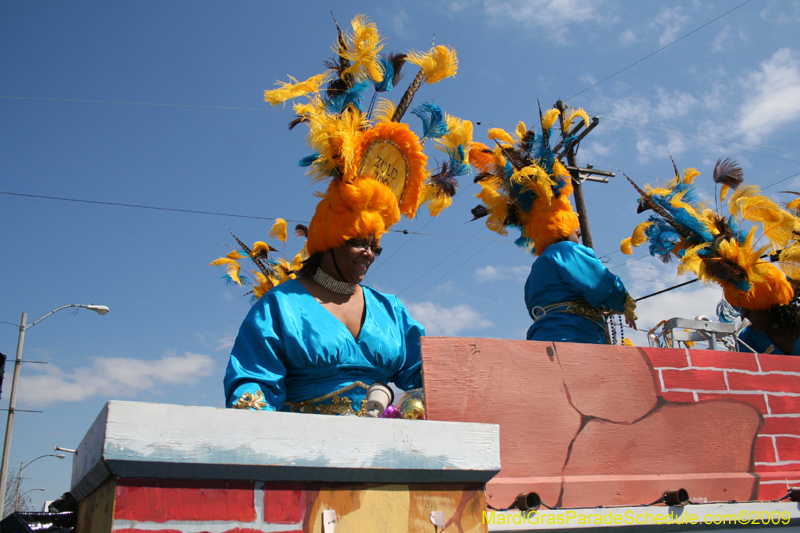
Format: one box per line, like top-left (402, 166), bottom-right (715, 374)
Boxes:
top-left (542, 109), bottom-right (560, 131)
top-left (340, 15), bottom-right (385, 82)
top-left (405, 45), bottom-right (458, 84)
top-left (564, 108), bottom-right (589, 132)
top-left (251, 241), bottom-right (272, 258)
top-left (264, 72), bottom-right (332, 106)
top-left (209, 258), bottom-right (243, 286)
top-left (631, 220), bottom-right (653, 247)
top-left (620, 237), bottom-right (634, 255)
top-left (678, 244), bottom-right (709, 278)
top-left (487, 128), bottom-right (514, 146)
top-left (623, 338), bottom-right (635, 347)
top-left (226, 250), bottom-right (246, 260)
top-left (719, 184), bottom-right (731, 203)
top-left (682, 168), bottom-right (700, 184)
top-left (779, 242), bottom-right (800, 279)
top-left (786, 197), bottom-right (800, 215)
top-left (372, 98), bottom-right (396, 123)
top-left (269, 219), bottom-right (288, 243)
top-left (515, 121), bottom-right (528, 141)
top-left (435, 115), bottom-right (473, 155)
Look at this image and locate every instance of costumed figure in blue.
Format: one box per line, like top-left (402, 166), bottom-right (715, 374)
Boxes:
top-left (621, 158), bottom-right (799, 354)
top-left (469, 107), bottom-right (637, 344)
top-left (212, 15), bottom-right (472, 414)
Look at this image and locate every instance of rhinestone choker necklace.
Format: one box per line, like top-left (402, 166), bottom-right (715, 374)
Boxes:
top-left (313, 267), bottom-right (356, 295)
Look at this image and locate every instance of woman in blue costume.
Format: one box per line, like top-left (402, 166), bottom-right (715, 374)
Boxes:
top-left (224, 236), bottom-right (424, 414)
top-left (525, 230), bottom-right (634, 343)
top-left (220, 15), bottom-right (467, 414)
top-left (469, 107), bottom-right (637, 344)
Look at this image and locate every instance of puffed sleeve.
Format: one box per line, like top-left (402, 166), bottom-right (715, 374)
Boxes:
top-left (388, 296), bottom-right (425, 391)
top-left (560, 244), bottom-right (630, 312)
top-left (223, 295), bottom-right (287, 410)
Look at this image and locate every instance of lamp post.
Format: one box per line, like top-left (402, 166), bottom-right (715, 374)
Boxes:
top-left (14, 454), bottom-right (64, 512)
top-left (0, 305), bottom-right (109, 515)
top-left (16, 487), bottom-right (45, 512)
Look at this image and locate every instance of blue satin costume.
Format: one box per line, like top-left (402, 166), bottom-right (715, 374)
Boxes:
top-left (737, 326), bottom-right (800, 355)
top-left (525, 241), bottom-right (629, 344)
top-left (224, 279), bottom-right (424, 413)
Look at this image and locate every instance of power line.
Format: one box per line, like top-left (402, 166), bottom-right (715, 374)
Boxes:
top-left (406, 233), bottom-right (503, 303)
top-left (567, 0), bottom-right (756, 100)
top-left (0, 190), bottom-right (509, 243)
top-left (0, 95), bottom-right (266, 112)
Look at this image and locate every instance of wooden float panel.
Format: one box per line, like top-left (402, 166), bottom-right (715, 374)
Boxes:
top-left (72, 401), bottom-right (499, 532)
top-left (421, 338), bottom-right (765, 508)
top-left (72, 401), bottom-right (500, 501)
top-left (76, 478), bottom-right (488, 533)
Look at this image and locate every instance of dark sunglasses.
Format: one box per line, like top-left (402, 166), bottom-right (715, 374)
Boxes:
top-left (347, 239), bottom-right (382, 256)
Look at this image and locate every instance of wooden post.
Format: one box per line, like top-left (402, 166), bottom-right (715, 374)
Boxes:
top-left (555, 100), bottom-right (602, 249)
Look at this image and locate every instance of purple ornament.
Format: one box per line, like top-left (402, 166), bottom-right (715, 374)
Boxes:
top-left (381, 405), bottom-right (400, 418)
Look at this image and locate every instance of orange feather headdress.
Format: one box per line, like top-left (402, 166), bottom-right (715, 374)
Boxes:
top-left (470, 106), bottom-right (586, 255)
top-left (621, 158), bottom-right (798, 311)
top-left (264, 15), bottom-right (468, 255)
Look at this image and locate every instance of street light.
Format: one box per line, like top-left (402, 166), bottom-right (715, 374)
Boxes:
top-left (0, 304), bottom-right (109, 515)
top-left (14, 455), bottom-right (64, 512)
top-left (16, 488), bottom-right (45, 512)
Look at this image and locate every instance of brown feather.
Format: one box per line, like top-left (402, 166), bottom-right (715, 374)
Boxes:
top-left (288, 116), bottom-right (307, 130)
top-left (713, 158), bottom-right (744, 189)
top-left (295, 224), bottom-right (309, 238)
top-left (228, 228), bottom-right (271, 279)
top-left (392, 69), bottom-right (424, 122)
top-left (470, 205), bottom-right (488, 220)
top-left (704, 257), bottom-right (748, 284)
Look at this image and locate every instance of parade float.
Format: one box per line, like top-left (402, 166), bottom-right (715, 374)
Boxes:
top-left (52, 15), bottom-right (800, 533)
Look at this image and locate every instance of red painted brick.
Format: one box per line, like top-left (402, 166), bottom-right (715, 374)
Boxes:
top-left (755, 464), bottom-right (800, 473)
top-left (755, 436), bottom-right (777, 463)
top-left (756, 482), bottom-right (790, 501)
top-left (727, 373), bottom-right (800, 394)
top-left (661, 368), bottom-right (727, 391)
top-left (689, 350), bottom-right (759, 372)
top-left (224, 530), bottom-right (302, 533)
top-left (114, 530), bottom-right (182, 533)
top-left (642, 347), bottom-right (689, 368)
top-left (115, 479), bottom-right (256, 522)
top-left (659, 391), bottom-right (696, 403)
top-left (759, 354), bottom-right (800, 373)
top-left (775, 437), bottom-right (800, 462)
top-left (696, 393), bottom-right (767, 413)
top-left (263, 489), bottom-right (305, 524)
top-left (762, 417), bottom-right (800, 436)
top-left (767, 395), bottom-right (800, 415)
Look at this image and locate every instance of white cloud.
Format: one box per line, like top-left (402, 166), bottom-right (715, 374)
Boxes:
top-left (215, 335), bottom-right (235, 351)
top-left (737, 48), bottom-right (800, 144)
top-left (649, 6), bottom-right (689, 47)
top-left (710, 25), bottom-right (736, 53)
top-left (19, 352), bottom-right (216, 407)
top-left (475, 264), bottom-right (529, 282)
top-left (478, 0), bottom-right (609, 41)
top-left (760, 0), bottom-right (800, 24)
top-left (406, 301), bottom-right (493, 336)
top-left (653, 87), bottom-right (698, 119)
top-left (635, 134), bottom-right (687, 163)
top-left (619, 29), bottom-right (637, 46)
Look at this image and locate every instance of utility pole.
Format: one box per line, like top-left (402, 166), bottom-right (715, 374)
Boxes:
top-left (554, 100), bottom-right (615, 249)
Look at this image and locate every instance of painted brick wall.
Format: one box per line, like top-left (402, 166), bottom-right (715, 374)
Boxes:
top-left (644, 347), bottom-right (800, 501)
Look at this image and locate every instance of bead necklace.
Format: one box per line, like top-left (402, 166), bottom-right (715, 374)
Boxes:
top-left (313, 267), bottom-right (356, 295)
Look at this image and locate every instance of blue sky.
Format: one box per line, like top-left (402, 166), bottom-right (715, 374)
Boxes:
top-left (1, 0), bottom-right (799, 510)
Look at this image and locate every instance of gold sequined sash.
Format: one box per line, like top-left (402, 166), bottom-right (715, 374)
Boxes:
top-left (284, 381), bottom-right (371, 416)
top-left (531, 300), bottom-right (605, 328)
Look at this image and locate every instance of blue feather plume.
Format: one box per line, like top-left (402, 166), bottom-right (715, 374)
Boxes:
top-left (411, 103), bottom-right (448, 139)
